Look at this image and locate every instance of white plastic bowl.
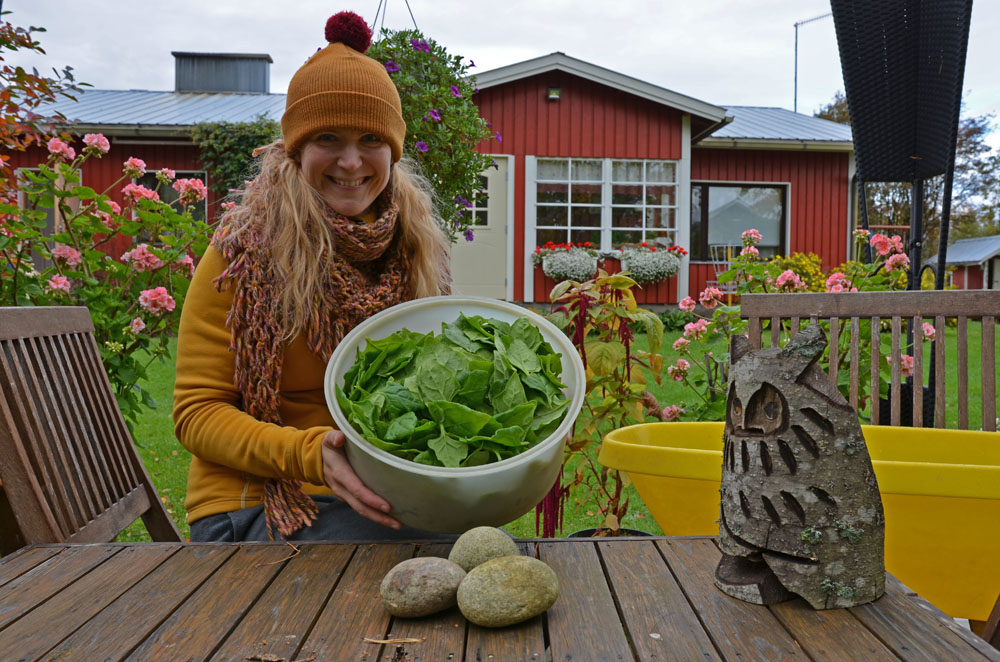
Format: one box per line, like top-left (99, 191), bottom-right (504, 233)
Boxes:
top-left (324, 295), bottom-right (586, 533)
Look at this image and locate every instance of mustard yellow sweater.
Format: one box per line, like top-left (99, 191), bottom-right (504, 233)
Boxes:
top-left (173, 246), bottom-right (335, 524)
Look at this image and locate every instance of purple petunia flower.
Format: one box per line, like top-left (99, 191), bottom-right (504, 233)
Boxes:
top-left (416, 141), bottom-right (429, 153)
top-left (494, 131), bottom-right (503, 143)
top-left (464, 229), bottom-right (475, 242)
top-left (427, 108), bottom-right (442, 121)
top-left (450, 85), bottom-right (461, 98)
top-left (469, 59), bottom-right (475, 67)
top-left (410, 38), bottom-right (430, 52)
top-left (385, 61), bottom-right (399, 73)
top-left (455, 195), bottom-right (473, 208)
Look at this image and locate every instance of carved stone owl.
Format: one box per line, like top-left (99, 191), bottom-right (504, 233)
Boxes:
top-left (715, 324), bottom-right (885, 609)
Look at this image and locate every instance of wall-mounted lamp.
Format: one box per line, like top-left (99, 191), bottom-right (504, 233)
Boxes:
top-left (547, 87), bottom-right (561, 101)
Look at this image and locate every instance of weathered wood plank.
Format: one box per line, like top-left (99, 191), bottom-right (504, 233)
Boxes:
top-left (0, 546), bottom-right (63, 588)
top-left (741, 291), bottom-right (1000, 318)
top-left (656, 538), bottom-right (808, 661)
top-left (883, 576), bottom-right (1000, 662)
top-left (208, 544), bottom-right (353, 662)
top-left (850, 580), bottom-right (997, 662)
top-left (600, 539), bottom-right (722, 661)
top-left (0, 544), bottom-right (178, 661)
top-left (540, 540), bottom-right (633, 660)
top-left (770, 599), bottom-right (900, 661)
top-left (301, 543), bottom-right (413, 662)
top-left (982, 316), bottom-right (997, 431)
top-left (0, 544), bottom-right (120, 630)
top-left (464, 540), bottom-right (547, 662)
top-left (42, 545), bottom-right (234, 662)
top-left (126, 544), bottom-right (293, 662)
top-left (379, 543), bottom-right (466, 662)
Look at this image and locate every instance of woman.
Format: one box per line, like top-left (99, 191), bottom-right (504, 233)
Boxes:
top-left (173, 11), bottom-right (451, 541)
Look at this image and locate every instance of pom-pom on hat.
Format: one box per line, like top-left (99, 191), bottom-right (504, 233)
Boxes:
top-left (282, 11), bottom-right (405, 160)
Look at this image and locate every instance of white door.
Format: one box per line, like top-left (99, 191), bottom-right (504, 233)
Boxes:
top-left (450, 157), bottom-right (509, 299)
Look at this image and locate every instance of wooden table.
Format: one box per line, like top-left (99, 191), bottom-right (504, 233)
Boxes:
top-left (1, 537), bottom-right (996, 662)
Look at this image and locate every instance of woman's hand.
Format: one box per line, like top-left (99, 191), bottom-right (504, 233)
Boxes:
top-left (321, 430), bottom-right (401, 529)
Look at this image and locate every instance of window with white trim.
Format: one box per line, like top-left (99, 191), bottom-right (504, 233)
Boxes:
top-left (533, 158), bottom-right (678, 251)
top-left (690, 183), bottom-right (786, 261)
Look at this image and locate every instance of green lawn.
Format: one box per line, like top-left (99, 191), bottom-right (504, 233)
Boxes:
top-left (120, 322), bottom-right (995, 541)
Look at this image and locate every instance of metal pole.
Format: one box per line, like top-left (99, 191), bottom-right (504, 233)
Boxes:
top-left (792, 12), bottom-right (833, 114)
top-left (794, 24), bottom-right (799, 113)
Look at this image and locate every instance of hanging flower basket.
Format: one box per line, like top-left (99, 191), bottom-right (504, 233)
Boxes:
top-left (618, 244), bottom-right (684, 284)
top-left (532, 242), bottom-right (600, 282)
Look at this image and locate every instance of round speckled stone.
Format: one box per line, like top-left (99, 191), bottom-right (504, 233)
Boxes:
top-left (457, 555), bottom-right (559, 627)
top-left (380, 557), bottom-right (466, 618)
top-left (448, 526), bottom-right (520, 572)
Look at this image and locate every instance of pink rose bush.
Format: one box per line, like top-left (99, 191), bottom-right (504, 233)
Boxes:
top-left (2, 140), bottom-right (212, 427)
top-left (665, 227), bottom-right (912, 422)
top-left (922, 322), bottom-right (936, 342)
top-left (173, 177), bottom-right (208, 205)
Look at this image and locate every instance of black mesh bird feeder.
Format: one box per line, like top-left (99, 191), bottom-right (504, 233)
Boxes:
top-left (830, 0), bottom-right (973, 291)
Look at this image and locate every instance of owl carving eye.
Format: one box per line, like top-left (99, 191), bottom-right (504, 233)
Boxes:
top-left (741, 383), bottom-right (788, 435)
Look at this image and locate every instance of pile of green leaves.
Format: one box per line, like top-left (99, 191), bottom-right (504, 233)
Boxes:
top-left (336, 314), bottom-right (570, 468)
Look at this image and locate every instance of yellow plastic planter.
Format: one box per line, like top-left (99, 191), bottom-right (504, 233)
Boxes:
top-left (599, 422), bottom-right (1000, 620)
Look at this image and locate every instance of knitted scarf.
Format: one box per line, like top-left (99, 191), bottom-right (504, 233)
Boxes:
top-left (213, 200), bottom-right (412, 539)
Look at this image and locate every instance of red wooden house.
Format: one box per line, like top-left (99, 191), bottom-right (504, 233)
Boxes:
top-left (13, 51), bottom-right (854, 305)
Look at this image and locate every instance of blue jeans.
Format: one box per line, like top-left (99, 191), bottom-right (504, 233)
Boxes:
top-left (189, 495), bottom-right (458, 542)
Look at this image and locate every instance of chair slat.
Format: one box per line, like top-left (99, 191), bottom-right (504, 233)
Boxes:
top-left (829, 317), bottom-right (840, 383)
top-left (935, 316), bottom-right (946, 430)
top-left (748, 318), bottom-right (762, 350)
top-left (982, 316), bottom-right (996, 432)
top-left (911, 315), bottom-right (924, 428)
top-left (769, 316), bottom-right (780, 348)
top-left (890, 317), bottom-right (901, 426)
top-left (870, 316), bottom-right (880, 425)
top-left (957, 316), bottom-right (968, 430)
top-left (849, 318), bottom-right (860, 410)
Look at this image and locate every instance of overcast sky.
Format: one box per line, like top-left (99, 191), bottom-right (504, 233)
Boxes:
top-left (6, 0), bottom-right (999, 148)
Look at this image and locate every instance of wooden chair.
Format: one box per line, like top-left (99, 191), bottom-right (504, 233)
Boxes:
top-left (0, 306), bottom-right (182, 553)
top-left (740, 290), bottom-right (998, 431)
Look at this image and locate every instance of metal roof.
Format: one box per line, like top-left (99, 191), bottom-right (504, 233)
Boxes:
top-left (706, 106), bottom-right (853, 144)
top-left (42, 89), bottom-right (853, 146)
top-left (928, 235), bottom-right (1000, 266)
top-left (43, 89), bottom-right (285, 135)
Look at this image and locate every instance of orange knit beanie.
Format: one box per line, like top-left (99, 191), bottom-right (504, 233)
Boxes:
top-left (281, 11), bottom-right (405, 160)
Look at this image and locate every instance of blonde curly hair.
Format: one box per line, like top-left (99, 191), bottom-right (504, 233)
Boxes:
top-left (216, 141), bottom-right (450, 340)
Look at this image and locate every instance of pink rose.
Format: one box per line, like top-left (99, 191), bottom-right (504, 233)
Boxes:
top-left (885, 253), bottom-right (910, 272)
top-left (123, 157), bottom-right (147, 178)
top-left (683, 318), bottom-right (710, 340)
top-left (825, 272), bottom-right (853, 292)
top-left (661, 405), bottom-right (685, 421)
top-left (121, 243), bottom-right (165, 272)
top-left (870, 233), bottom-right (893, 256)
top-left (666, 358), bottom-right (690, 382)
top-left (775, 269), bottom-right (805, 291)
top-left (678, 296), bottom-right (696, 313)
top-left (130, 317), bottom-right (146, 333)
top-left (47, 274), bottom-right (71, 293)
top-left (890, 235), bottom-right (905, 254)
top-left (741, 228), bottom-right (762, 247)
top-left (51, 243), bottom-right (83, 267)
top-left (886, 354), bottom-right (915, 379)
top-left (46, 137), bottom-right (76, 161)
top-left (82, 133), bottom-right (110, 154)
top-left (922, 322), bottom-right (936, 342)
top-left (172, 177), bottom-right (208, 205)
top-left (699, 286), bottom-right (724, 309)
top-left (108, 200), bottom-right (122, 215)
top-left (138, 286), bottom-right (176, 314)
top-left (122, 183), bottom-right (160, 205)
